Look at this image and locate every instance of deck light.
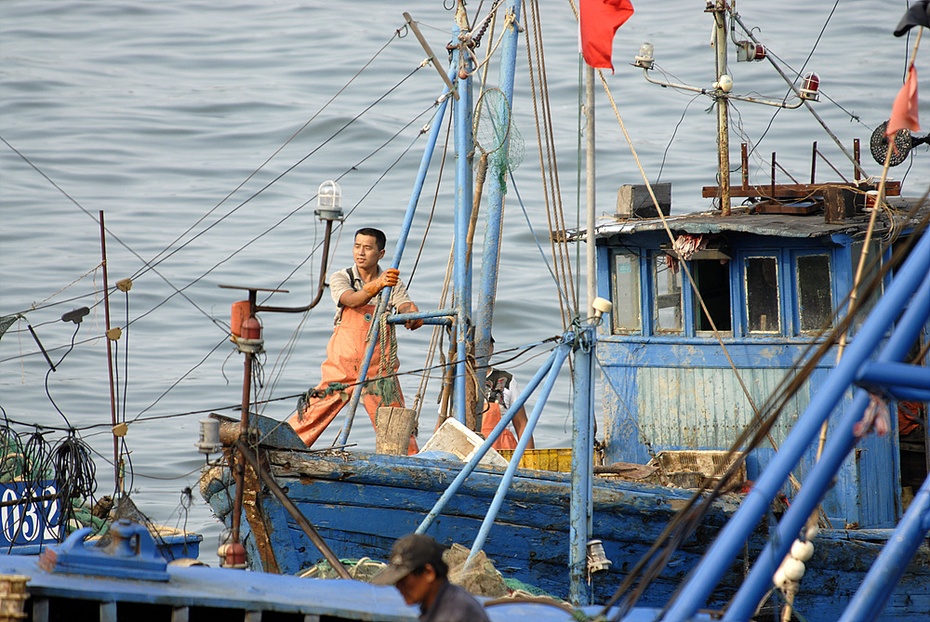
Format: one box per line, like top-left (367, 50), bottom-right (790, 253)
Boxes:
top-left (633, 42), bottom-right (654, 69)
top-left (587, 539), bottom-right (612, 574)
top-left (736, 41), bottom-right (766, 62)
top-left (315, 180), bottom-right (344, 221)
top-left (197, 418), bottom-right (222, 456)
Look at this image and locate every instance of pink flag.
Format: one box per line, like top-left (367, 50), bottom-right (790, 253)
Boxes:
top-left (886, 65), bottom-right (920, 137)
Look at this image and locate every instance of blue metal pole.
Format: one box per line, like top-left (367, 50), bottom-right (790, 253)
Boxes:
top-left (334, 77), bottom-right (454, 447)
top-left (452, 24), bottom-right (474, 426)
top-left (838, 472), bottom-right (930, 622)
top-left (724, 270), bottom-right (930, 620)
top-left (417, 346), bottom-right (559, 534)
top-left (465, 340), bottom-right (572, 564)
top-left (386, 308), bottom-right (458, 327)
top-left (475, 0), bottom-right (521, 371)
top-left (665, 229), bottom-right (930, 621)
top-left (857, 361), bottom-right (930, 396)
top-left (570, 326), bottom-right (595, 605)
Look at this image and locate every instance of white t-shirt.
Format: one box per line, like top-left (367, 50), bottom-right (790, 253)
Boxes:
top-left (328, 265), bottom-right (414, 325)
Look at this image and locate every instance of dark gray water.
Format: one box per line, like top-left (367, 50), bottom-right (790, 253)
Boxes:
top-left (2, 0), bottom-right (927, 561)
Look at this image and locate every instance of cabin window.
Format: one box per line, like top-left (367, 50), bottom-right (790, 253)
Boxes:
top-left (692, 259), bottom-right (731, 333)
top-left (612, 251), bottom-right (641, 333)
top-left (797, 254), bottom-right (833, 332)
top-left (745, 256), bottom-right (780, 334)
top-left (653, 253), bottom-right (682, 333)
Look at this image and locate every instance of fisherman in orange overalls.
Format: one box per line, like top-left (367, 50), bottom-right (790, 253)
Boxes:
top-left (288, 228), bottom-right (422, 453)
top-left (481, 339), bottom-right (535, 451)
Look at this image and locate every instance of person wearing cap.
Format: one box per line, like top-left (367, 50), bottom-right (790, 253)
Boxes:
top-left (288, 228), bottom-right (423, 453)
top-left (481, 339), bottom-right (535, 451)
top-left (372, 533), bottom-right (491, 621)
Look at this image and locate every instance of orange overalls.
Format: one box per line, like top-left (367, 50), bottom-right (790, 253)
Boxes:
top-left (288, 301), bottom-right (417, 453)
top-left (481, 401), bottom-right (518, 450)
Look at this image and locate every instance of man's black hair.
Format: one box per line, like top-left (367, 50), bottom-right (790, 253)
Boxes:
top-left (426, 554), bottom-right (449, 579)
top-left (355, 227), bottom-right (387, 252)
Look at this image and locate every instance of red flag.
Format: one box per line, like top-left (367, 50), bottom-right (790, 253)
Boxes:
top-left (887, 64), bottom-right (920, 137)
top-left (580, 0), bottom-right (635, 71)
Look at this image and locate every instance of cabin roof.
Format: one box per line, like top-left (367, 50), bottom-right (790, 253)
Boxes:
top-left (590, 209), bottom-right (859, 240)
top-left (569, 197), bottom-right (928, 243)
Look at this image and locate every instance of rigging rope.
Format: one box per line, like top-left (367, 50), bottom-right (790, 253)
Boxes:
top-left (729, 6), bottom-right (869, 181)
top-left (129, 31), bottom-right (407, 283)
top-left (528, 0), bottom-right (576, 328)
top-left (410, 110), bottom-right (455, 417)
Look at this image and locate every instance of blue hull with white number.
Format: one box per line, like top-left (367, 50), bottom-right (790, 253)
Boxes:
top-left (1, 480), bottom-right (201, 560)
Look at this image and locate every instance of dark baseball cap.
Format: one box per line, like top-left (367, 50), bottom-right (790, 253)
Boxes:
top-left (371, 534), bottom-right (445, 585)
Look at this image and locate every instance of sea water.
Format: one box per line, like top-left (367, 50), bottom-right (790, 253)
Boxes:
top-left (2, 0), bottom-right (927, 564)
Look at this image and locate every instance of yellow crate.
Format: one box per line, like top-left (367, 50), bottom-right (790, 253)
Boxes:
top-left (498, 448), bottom-right (572, 472)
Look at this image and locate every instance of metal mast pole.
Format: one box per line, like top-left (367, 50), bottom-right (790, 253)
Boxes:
top-left (476, 0), bottom-right (522, 380)
top-left (585, 66), bottom-right (597, 315)
top-left (712, 1), bottom-right (732, 215)
top-left (569, 326), bottom-right (595, 604)
top-left (98, 211), bottom-right (121, 494)
top-left (452, 3), bottom-right (474, 424)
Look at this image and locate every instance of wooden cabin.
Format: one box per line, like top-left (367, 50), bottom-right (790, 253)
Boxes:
top-left (590, 186), bottom-right (929, 530)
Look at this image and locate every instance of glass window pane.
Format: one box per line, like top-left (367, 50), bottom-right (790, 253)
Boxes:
top-left (613, 252), bottom-right (641, 333)
top-left (797, 254), bottom-right (833, 332)
top-left (746, 257), bottom-right (780, 333)
top-left (654, 254), bottom-right (682, 333)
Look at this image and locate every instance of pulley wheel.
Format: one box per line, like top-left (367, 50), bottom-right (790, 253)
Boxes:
top-left (870, 121), bottom-right (912, 167)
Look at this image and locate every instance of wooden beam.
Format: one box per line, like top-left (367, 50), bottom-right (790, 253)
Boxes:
top-left (701, 181), bottom-right (901, 199)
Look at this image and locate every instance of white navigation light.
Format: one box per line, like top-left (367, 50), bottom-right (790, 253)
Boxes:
top-left (634, 42), bottom-right (654, 69)
top-left (592, 297), bottom-right (613, 321)
top-left (715, 74), bottom-right (733, 93)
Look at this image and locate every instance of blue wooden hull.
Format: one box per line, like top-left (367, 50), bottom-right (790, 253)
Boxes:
top-left (0, 488), bottom-right (712, 622)
top-left (0, 549), bottom-right (713, 622)
top-left (201, 448), bottom-right (930, 619)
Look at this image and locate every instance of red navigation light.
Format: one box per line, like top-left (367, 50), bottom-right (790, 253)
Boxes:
top-left (800, 72), bottom-right (821, 101)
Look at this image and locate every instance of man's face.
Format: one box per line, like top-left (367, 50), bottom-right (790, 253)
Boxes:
top-left (354, 234), bottom-right (384, 271)
top-left (395, 567), bottom-right (434, 606)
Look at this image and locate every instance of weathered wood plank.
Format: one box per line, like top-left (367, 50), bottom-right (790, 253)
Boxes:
top-left (701, 180), bottom-right (901, 199)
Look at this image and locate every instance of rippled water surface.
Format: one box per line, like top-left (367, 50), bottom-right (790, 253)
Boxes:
top-left (2, 0), bottom-right (927, 562)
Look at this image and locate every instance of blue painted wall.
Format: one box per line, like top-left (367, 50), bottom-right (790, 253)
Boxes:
top-left (595, 226), bottom-right (902, 528)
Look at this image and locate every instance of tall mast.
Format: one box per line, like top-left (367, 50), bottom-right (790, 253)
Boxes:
top-left (476, 0), bottom-right (522, 380)
top-left (585, 66), bottom-right (597, 315)
top-left (711, 0), bottom-right (732, 215)
top-left (452, 1), bottom-right (474, 424)
top-left (98, 211), bottom-right (121, 494)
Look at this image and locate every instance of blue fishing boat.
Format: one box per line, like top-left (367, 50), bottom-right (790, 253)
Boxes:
top-left (3, 517), bottom-right (725, 622)
top-left (196, 1), bottom-right (930, 620)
